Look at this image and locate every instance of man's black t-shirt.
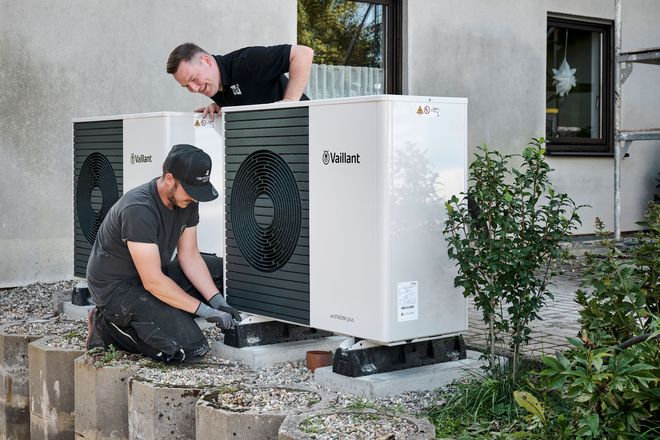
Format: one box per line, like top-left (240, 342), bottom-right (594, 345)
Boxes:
top-left (86, 178), bottom-right (199, 306)
top-left (210, 44), bottom-right (308, 107)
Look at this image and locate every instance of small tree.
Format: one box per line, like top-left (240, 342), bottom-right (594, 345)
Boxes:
top-left (444, 138), bottom-right (582, 383)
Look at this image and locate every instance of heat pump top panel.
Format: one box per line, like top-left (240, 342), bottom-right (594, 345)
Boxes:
top-left (223, 95), bottom-right (468, 344)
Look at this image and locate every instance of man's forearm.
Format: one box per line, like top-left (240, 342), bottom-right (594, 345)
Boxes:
top-left (177, 251), bottom-right (219, 301)
top-left (144, 274), bottom-right (201, 313)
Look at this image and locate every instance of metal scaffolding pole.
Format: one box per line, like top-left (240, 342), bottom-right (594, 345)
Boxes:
top-left (614, 0), bottom-right (623, 240)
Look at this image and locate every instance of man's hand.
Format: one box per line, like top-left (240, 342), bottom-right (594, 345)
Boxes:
top-left (194, 103), bottom-right (222, 121)
top-left (195, 302), bottom-right (233, 330)
top-left (209, 293), bottom-right (242, 323)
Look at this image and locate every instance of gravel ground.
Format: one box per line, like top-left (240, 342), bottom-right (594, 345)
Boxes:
top-left (0, 280), bottom-right (77, 325)
top-left (211, 386), bottom-right (321, 412)
top-left (1, 280), bottom-right (447, 437)
top-left (299, 411), bottom-right (419, 439)
top-left (2, 316), bottom-right (85, 338)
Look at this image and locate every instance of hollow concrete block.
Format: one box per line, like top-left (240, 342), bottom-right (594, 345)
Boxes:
top-left (195, 385), bottom-right (330, 440)
top-left (127, 378), bottom-right (204, 440)
top-left (28, 336), bottom-right (85, 440)
top-left (0, 323), bottom-right (46, 440)
top-left (74, 354), bottom-right (138, 440)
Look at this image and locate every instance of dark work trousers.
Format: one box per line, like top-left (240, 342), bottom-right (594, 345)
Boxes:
top-left (93, 253), bottom-right (223, 363)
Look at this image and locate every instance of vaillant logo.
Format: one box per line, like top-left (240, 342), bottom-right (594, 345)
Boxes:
top-left (130, 153), bottom-right (153, 164)
top-left (322, 150), bottom-right (361, 165)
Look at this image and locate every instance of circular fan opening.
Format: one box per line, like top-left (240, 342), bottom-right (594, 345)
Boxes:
top-left (230, 150), bottom-right (301, 273)
top-left (76, 152), bottom-right (119, 244)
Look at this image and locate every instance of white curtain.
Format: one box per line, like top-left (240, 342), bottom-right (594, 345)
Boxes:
top-left (305, 64), bottom-right (384, 99)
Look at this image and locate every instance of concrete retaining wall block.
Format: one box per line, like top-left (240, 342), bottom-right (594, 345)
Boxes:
top-left (196, 385), bottom-right (331, 440)
top-left (127, 378), bottom-right (203, 440)
top-left (74, 354), bottom-right (138, 440)
top-left (0, 323), bottom-right (46, 440)
top-left (28, 336), bottom-right (85, 440)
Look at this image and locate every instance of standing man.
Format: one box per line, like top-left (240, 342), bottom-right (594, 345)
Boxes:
top-left (85, 144), bottom-right (241, 363)
top-left (166, 43), bottom-right (314, 120)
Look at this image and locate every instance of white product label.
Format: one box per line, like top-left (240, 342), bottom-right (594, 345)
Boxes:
top-left (397, 281), bottom-right (419, 322)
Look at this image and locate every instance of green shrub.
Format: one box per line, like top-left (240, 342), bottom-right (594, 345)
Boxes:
top-left (539, 204), bottom-right (660, 439)
top-left (444, 138), bottom-right (582, 382)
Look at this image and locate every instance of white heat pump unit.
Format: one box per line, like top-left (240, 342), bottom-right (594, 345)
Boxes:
top-left (223, 95), bottom-right (468, 344)
top-left (72, 112), bottom-right (224, 277)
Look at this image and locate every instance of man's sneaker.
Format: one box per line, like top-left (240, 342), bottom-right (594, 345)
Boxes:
top-left (85, 306), bottom-right (108, 350)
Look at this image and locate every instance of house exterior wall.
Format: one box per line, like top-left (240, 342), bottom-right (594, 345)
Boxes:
top-left (406, 0), bottom-right (660, 235)
top-left (1, 0), bottom-right (657, 286)
top-left (0, 0), bottom-right (297, 287)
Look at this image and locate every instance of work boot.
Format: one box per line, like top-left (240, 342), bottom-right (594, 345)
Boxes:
top-left (85, 306), bottom-right (108, 350)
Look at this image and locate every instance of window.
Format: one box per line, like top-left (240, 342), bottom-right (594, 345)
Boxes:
top-left (298, 0), bottom-right (401, 99)
top-left (546, 16), bottom-right (613, 155)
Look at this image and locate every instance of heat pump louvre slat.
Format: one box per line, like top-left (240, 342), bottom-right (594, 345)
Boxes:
top-left (225, 266), bottom-right (310, 285)
top-left (226, 146), bottom-right (308, 156)
top-left (225, 137), bottom-right (308, 147)
top-left (225, 126), bottom-right (309, 139)
top-left (226, 260), bottom-right (310, 276)
top-left (225, 108), bottom-right (308, 122)
top-left (226, 153), bottom-right (309, 163)
top-left (229, 298), bottom-right (310, 316)
top-left (227, 298), bottom-right (310, 323)
top-left (227, 280), bottom-right (309, 300)
top-left (226, 117), bottom-right (308, 129)
top-left (74, 128), bottom-right (123, 136)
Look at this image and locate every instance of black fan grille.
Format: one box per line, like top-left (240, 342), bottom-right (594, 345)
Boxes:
top-left (230, 150), bottom-right (301, 272)
top-left (73, 119), bottom-right (123, 277)
top-left (75, 152), bottom-right (119, 244)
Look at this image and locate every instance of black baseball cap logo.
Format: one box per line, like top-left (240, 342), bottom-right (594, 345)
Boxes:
top-left (163, 144), bottom-right (218, 202)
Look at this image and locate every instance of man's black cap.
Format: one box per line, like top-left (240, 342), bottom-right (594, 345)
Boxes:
top-left (163, 144), bottom-right (218, 202)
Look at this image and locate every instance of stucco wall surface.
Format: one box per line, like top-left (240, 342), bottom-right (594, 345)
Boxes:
top-left (406, 0), bottom-right (659, 234)
top-left (0, 0), bottom-right (296, 287)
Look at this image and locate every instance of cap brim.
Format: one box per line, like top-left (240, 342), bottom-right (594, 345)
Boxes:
top-left (180, 181), bottom-right (219, 202)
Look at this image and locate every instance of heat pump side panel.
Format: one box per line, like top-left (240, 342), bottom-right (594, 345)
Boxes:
top-left (308, 101), bottom-right (389, 340)
top-left (383, 98), bottom-right (469, 341)
top-left (123, 114), bottom-right (224, 256)
top-left (170, 115), bottom-right (224, 257)
top-left (123, 116), bottom-right (173, 192)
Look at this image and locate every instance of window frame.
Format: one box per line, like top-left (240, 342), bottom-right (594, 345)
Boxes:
top-left (297, 0), bottom-right (402, 96)
top-left (546, 15), bottom-right (614, 156)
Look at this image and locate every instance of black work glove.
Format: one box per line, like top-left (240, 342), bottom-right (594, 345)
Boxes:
top-left (208, 293), bottom-right (243, 323)
top-left (195, 302), bottom-right (233, 330)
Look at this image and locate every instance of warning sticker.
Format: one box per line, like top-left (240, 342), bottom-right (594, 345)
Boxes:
top-left (397, 281), bottom-right (419, 322)
top-left (416, 104), bottom-right (441, 118)
top-left (193, 118), bottom-right (214, 128)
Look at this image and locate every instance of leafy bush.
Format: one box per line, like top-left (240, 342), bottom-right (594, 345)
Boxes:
top-left (538, 204), bottom-right (660, 439)
top-left (444, 139), bottom-right (582, 382)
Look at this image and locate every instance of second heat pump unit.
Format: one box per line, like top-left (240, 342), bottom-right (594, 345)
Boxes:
top-left (223, 95), bottom-right (468, 344)
top-left (72, 112), bottom-right (224, 277)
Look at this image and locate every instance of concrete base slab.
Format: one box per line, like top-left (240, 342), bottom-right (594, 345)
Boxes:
top-left (52, 290), bottom-right (71, 315)
top-left (61, 302), bottom-right (94, 322)
top-left (28, 336), bottom-right (86, 440)
top-left (210, 336), bottom-right (345, 369)
top-left (314, 350), bottom-right (484, 398)
top-left (74, 354), bottom-right (139, 440)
